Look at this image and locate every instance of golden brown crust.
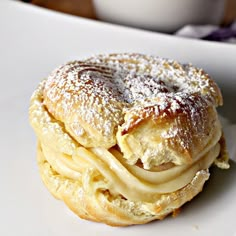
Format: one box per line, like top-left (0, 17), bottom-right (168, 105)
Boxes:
top-left (43, 63), bottom-right (124, 149)
top-left (29, 53), bottom-right (228, 226)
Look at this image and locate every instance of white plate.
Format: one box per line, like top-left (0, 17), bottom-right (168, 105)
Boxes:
top-left (0, 1), bottom-right (236, 236)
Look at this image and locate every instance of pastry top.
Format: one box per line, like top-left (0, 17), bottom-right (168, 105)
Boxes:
top-left (43, 53), bottom-right (223, 169)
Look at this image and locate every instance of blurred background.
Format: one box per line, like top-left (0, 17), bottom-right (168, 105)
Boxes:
top-left (20, 0), bottom-right (236, 25)
top-left (20, 0), bottom-right (236, 42)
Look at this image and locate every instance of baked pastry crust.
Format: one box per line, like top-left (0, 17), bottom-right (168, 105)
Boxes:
top-left (29, 53), bottom-right (229, 226)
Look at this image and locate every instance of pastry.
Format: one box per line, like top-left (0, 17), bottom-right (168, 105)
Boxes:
top-left (29, 53), bottom-right (229, 226)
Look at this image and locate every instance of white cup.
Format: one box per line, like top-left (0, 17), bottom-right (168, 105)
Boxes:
top-left (93, 0), bottom-right (226, 32)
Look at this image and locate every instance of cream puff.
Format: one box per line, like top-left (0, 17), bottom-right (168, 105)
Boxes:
top-left (29, 53), bottom-right (229, 226)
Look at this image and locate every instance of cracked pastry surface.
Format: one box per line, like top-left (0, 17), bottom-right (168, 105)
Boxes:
top-left (29, 53), bottom-right (229, 226)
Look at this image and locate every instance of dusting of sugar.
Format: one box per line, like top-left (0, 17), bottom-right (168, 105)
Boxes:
top-left (43, 53), bottom-right (220, 148)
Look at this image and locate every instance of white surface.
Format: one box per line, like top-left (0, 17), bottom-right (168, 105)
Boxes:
top-left (93, 0), bottom-right (225, 32)
top-left (0, 1), bottom-right (236, 236)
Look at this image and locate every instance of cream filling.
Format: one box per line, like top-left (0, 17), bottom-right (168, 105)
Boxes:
top-left (40, 140), bottom-right (220, 202)
top-left (113, 125), bottom-right (222, 184)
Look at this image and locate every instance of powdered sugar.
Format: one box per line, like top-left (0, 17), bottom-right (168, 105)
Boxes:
top-left (42, 53), bottom-right (221, 149)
